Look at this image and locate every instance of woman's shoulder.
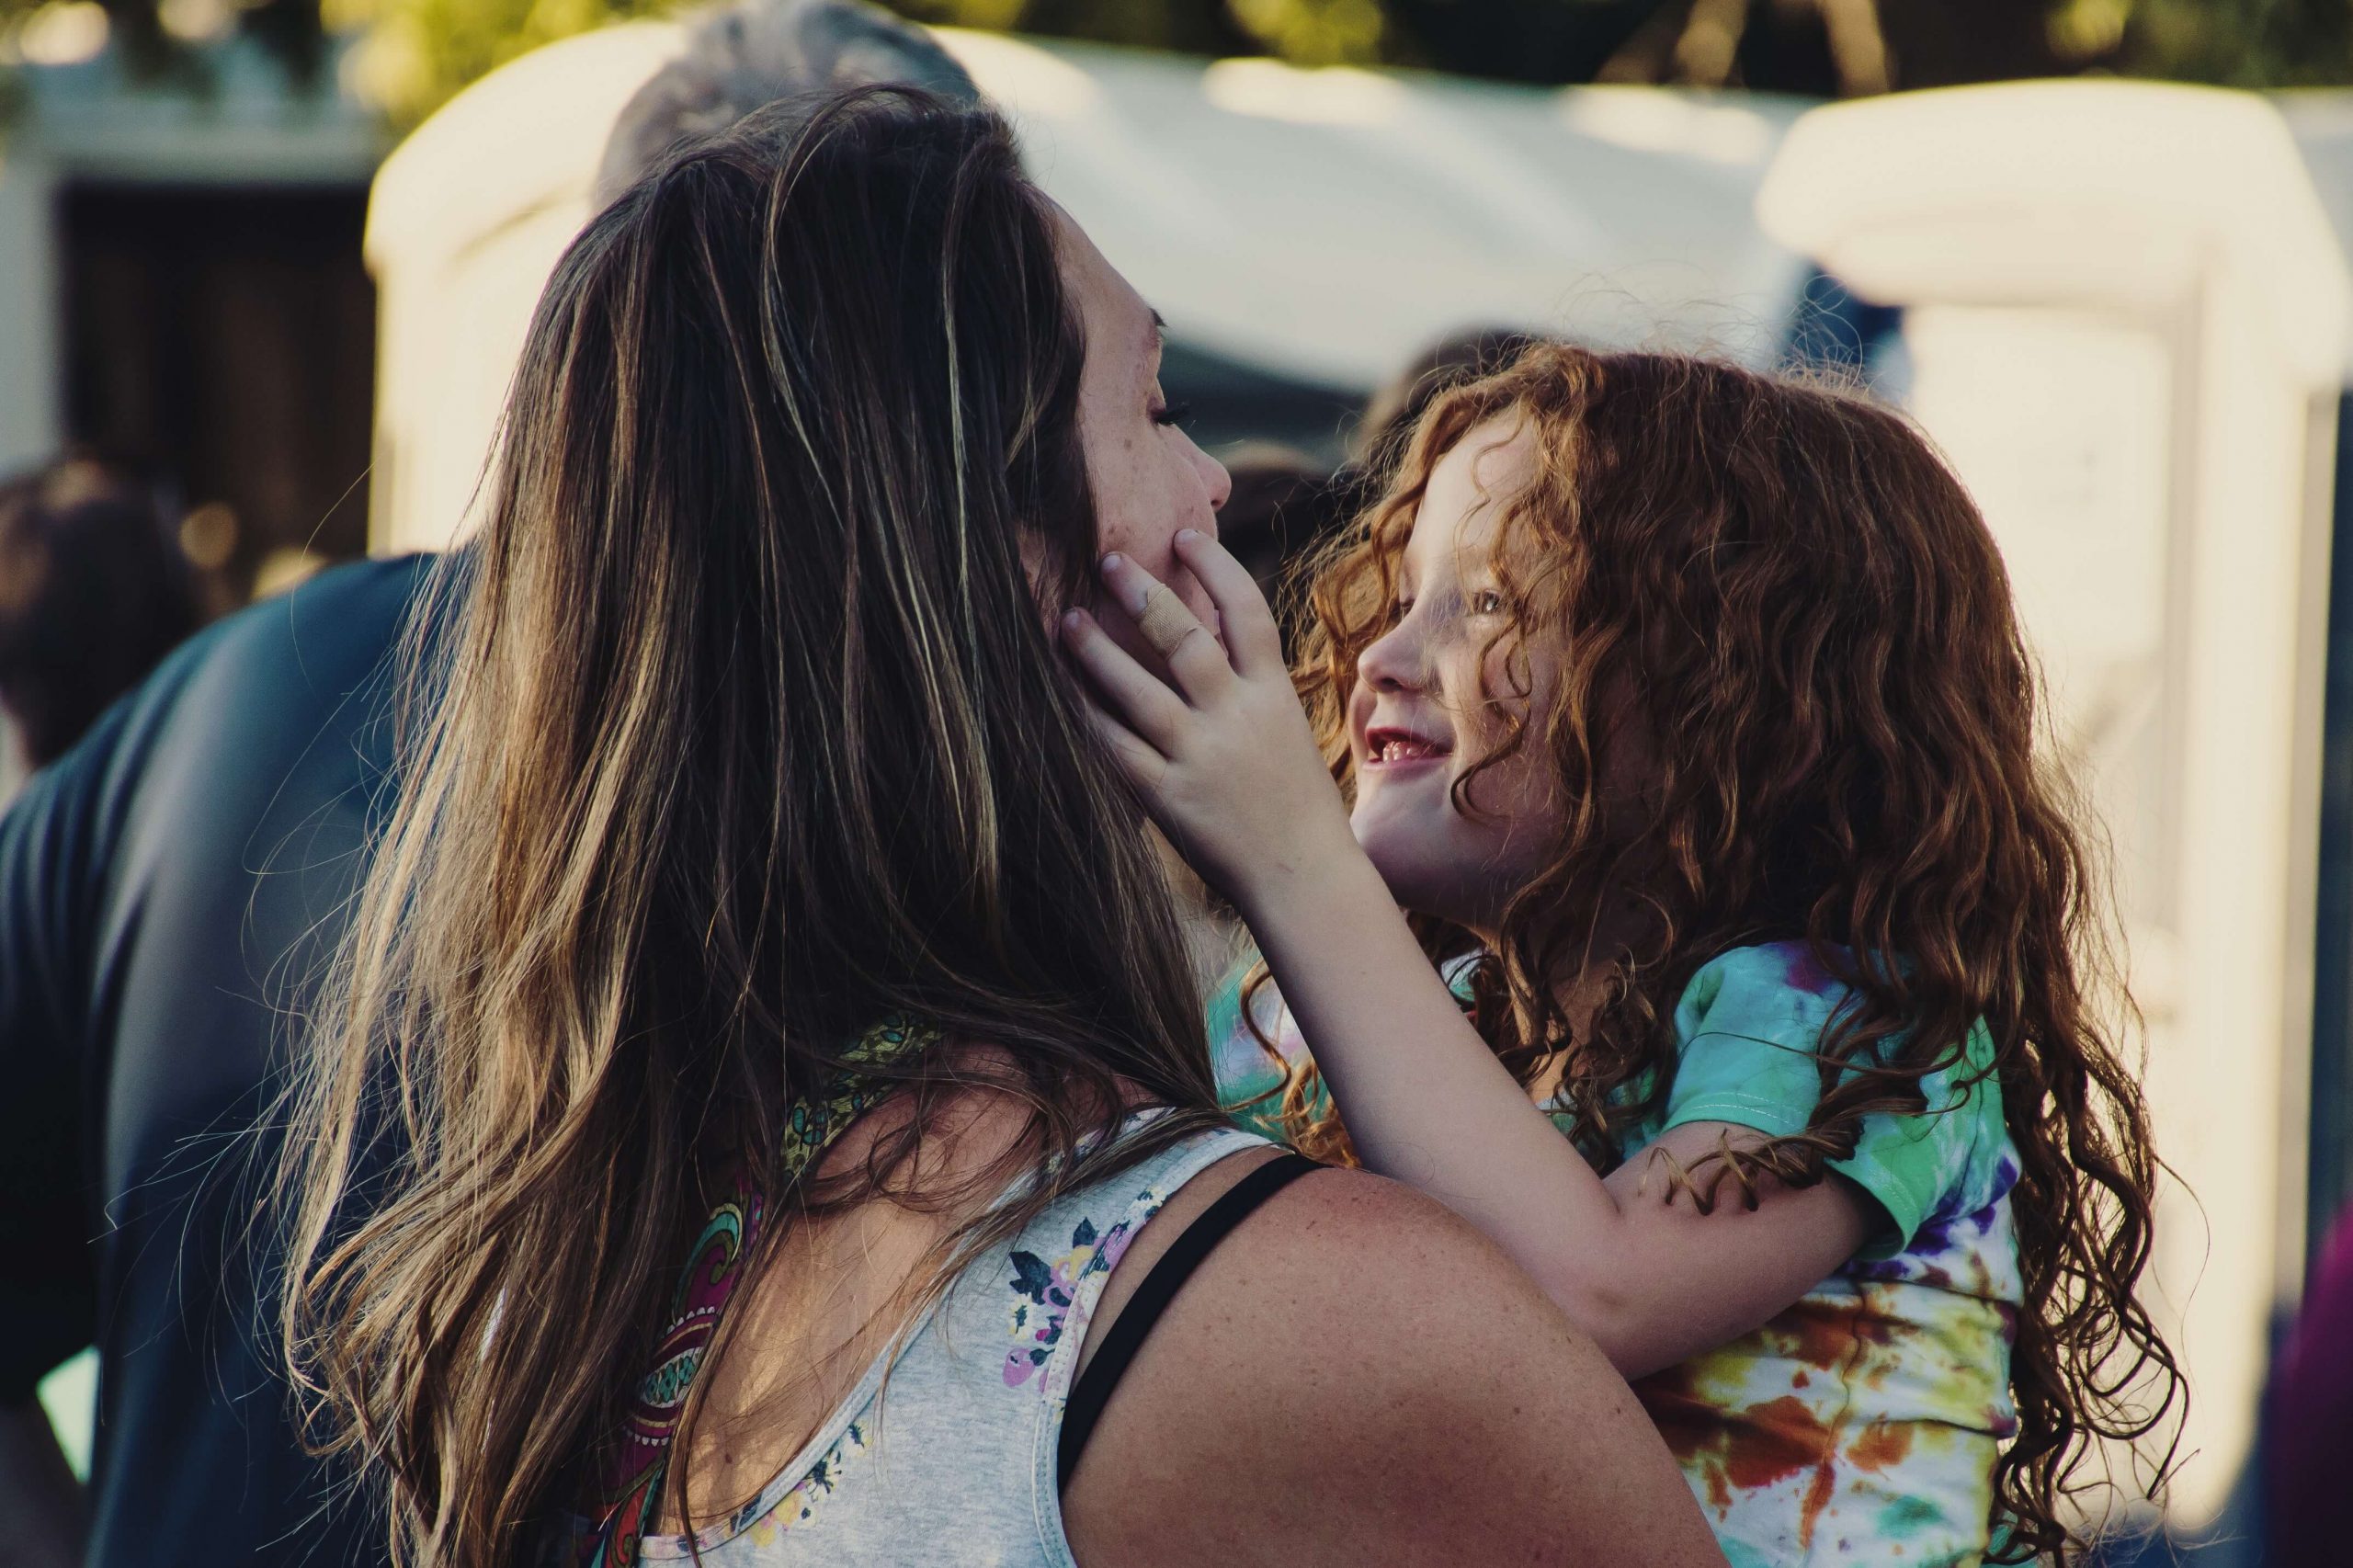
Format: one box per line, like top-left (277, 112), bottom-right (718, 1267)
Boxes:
top-left (1060, 1161), bottom-right (1725, 1568)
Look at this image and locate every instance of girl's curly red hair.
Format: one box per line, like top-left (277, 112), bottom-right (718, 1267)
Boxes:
top-left (1274, 341), bottom-right (2183, 1560)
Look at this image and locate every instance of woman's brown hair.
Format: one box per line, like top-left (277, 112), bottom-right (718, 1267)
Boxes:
top-left (278, 87), bottom-right (1224, 1567)
top-left (1281, 342), bottom-right (2182, 1560)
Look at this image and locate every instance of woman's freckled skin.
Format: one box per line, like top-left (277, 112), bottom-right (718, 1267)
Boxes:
top-left (1051, 207), bottom-right (1230, 669)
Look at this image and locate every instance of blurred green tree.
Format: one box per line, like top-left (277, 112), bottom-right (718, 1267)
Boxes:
top-left (328, 0), bottom-right (671, 125)
top-left (2110, 0), bottom-right (2353, 86)
top-left (3, 0), bottom-right (2348, 129)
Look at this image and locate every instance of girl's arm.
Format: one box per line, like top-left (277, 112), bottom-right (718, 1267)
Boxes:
top-left (1243, 838), bottom-right (1870, 1374)
top-left (1062, 535), bottom-right (1870, 1377)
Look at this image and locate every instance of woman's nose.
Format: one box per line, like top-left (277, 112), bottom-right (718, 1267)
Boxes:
top-left (1190, 435), bottom-right (1232, 517)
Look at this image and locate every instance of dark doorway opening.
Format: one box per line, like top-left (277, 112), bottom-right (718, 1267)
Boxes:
top-left (61, 181), bottom-right (375, 606)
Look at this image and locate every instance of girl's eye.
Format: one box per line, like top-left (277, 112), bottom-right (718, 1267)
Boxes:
top-left (1471, 589), bottom-right (1506, 615)
top-left (1151, 401), bottom-right (1194, 429)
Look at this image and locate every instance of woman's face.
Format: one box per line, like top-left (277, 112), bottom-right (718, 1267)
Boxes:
top-left (1052, 210), bottom-right (1232, 665)
top-left (1347, 418), bottom-right (1567, 936)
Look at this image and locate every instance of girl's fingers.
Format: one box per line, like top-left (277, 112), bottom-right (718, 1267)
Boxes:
top-left (1077, 695), bottom-right (1170, 790)
top-left (1060, 608), bottom-right (1191, 755)
top-left (1097, 553), bottom-right (1234, 705)
top-left (1170, 529), bottom-right (1286, 679)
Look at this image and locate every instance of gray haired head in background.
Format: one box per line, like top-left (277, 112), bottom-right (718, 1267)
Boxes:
top-left (594, 0), bottom-right (980, 205)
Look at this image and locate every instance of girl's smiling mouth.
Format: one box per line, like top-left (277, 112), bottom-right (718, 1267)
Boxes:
top-left (1363, 725), bottom-right (1453, 769)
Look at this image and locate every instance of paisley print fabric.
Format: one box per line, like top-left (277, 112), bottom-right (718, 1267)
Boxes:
top-left (573, 1017), bottom-right (941, 1568)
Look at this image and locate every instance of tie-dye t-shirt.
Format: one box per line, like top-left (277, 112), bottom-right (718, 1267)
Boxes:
top-left (1593, 943), bottom-right (2020, 1568)
top-left (1205, 962), bottom-right (1300, 1141)
top-left (1209, 942), bottom-right (2021, 1568)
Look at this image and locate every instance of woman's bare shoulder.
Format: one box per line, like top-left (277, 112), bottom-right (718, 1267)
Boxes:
top-left (1061, 1165), bottom-right (1725, 1568)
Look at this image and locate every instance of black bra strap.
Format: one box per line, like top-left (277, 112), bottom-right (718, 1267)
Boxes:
top-left (1056, 1151), bottom-right (1322, 1488)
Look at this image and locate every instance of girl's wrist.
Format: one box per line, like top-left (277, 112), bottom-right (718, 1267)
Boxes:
top-left (1231, 820), bottom-right (1390, 930)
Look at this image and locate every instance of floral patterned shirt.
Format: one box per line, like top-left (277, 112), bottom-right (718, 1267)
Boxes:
top-left (543, 1118), bottom-right (1275, 1566)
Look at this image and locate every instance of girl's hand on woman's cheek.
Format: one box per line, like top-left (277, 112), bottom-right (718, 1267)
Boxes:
top-left (1059, 531), bottom-right (1359, 913)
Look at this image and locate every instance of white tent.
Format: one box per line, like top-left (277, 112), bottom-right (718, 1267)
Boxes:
top-left (364, 25), bottom-right (1812, 553)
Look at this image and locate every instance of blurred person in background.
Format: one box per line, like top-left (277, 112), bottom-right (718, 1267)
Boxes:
top-left (0, 6), bottom-right (977, 1566)
top-left (2267, 1205), bottom-right (2353, 1566)
top-left (0, 460), bottom-right (199, 778)
top-left (1213, 442), bottom-right (1349, 606)
top-left (0, 551), bottom-right (426, 1568)
top-left (591, 0), bottom-right (976, 203)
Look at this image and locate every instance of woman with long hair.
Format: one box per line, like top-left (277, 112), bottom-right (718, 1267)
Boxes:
top-left (1069, 341), bottom-right (2183, 1564)
top-left (276, 90), bottom-right (1722, 1568)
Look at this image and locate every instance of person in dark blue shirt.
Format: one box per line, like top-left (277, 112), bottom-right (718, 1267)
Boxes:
top-left (0, 7), bottom-right (973, 1563)
top-left (0, 555), bottom-right (429, 1565)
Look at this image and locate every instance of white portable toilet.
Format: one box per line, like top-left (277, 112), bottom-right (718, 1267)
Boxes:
top-left (1760, 79), bottom-right (2353, 1528)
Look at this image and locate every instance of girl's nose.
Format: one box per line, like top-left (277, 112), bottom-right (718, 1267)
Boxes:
top-left (1358, 616), bottom-right (1427, 694)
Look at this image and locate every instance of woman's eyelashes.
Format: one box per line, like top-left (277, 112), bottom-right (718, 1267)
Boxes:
top-left (1149, 399), bottom-right (1194, 429)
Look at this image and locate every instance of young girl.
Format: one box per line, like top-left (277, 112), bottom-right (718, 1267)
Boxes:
top-left (1062, 343), bottom-right (2182, 1566)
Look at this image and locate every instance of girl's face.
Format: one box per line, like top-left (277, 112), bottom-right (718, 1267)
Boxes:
top-left (1053, 209), bottom-right (1232, 665)
top-left (1347, 417), bottom-right (1567, 935)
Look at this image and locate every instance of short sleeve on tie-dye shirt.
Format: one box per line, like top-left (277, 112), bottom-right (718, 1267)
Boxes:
top-left (1653, 942), bottom-right (2007, 1256)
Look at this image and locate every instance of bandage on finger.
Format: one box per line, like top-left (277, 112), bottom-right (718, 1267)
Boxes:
top-left (1135, 581), bottom-right (1205, 657)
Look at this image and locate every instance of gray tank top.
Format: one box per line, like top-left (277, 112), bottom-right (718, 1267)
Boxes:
top-left (555, 1117), bottom-right (1273, 1567)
